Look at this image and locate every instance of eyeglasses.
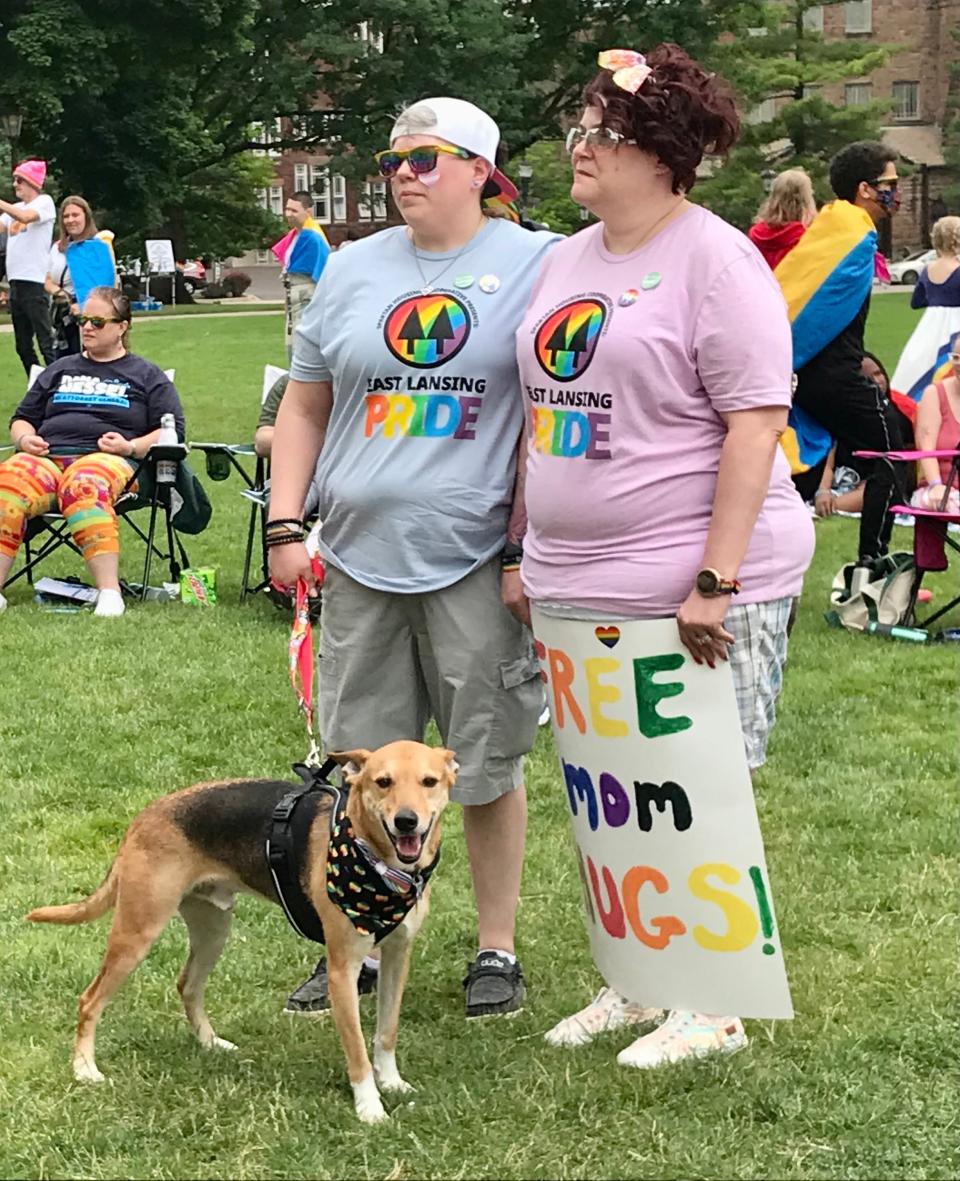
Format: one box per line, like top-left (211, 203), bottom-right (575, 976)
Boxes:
top-left (374, 144), bottom-right (473, 178)
top-left (869, 177), bottom-right (900, 190)
top-left (565, 125), bottom-right (636, 153)
top-left (78, 315), bottom-right (123, 328)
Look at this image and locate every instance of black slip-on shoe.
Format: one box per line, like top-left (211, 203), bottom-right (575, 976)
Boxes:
top-left (463, 952), bottom-right (525, 1019)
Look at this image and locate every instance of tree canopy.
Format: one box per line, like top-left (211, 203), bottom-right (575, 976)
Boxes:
top-left (0, 0), bottom-right (897, 254)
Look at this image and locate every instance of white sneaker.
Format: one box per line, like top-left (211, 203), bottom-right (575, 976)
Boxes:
top-left (0, 591), bottom-right (7, 612)
top-left (617, 1009), bottom-right (747, 1069)
top-left (545, 987), bottom-right (663, 1047)
top-left (93, 588), bottom-right (125, 617)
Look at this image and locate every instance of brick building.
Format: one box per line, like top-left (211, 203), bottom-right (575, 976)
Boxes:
top-left (809, 0), bottom-right (958, 253)
top-left (230, 117), bottom-right (402, 274)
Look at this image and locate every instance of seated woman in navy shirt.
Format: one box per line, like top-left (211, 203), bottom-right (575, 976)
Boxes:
top-left (0, 287), bottom-right (185, 616)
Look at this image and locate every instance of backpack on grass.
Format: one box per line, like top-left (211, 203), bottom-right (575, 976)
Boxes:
top-left (825, 551), bottom-right (917, 633)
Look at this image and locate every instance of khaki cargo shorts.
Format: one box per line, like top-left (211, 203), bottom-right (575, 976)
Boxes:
top-left (318, 559), bottom-right (543, 805)
top-left (284, 276), bottom-right (316, 354)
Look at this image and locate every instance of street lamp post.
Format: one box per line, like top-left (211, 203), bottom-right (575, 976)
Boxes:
top-left (0, 111), bottom-right (23, 169)
top-left (517, 159), bottom-right (533, 219)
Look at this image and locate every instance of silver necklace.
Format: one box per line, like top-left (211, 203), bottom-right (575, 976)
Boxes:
top-left (410, 220), bottom-right (484, 294)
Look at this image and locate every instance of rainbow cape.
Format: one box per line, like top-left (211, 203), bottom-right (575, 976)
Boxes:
top-left (63, 232), bottom-right (116, 306)
top-left (774, 201), bottom-right (877, 473)
top-left (270, 217), bottom-right (330, 282)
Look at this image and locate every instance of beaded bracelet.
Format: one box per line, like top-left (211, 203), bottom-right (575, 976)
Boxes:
top-left (265, 532), bottom-right (307, 549)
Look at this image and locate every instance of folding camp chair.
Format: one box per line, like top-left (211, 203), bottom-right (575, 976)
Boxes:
top-left (190, 364), bottom-right (286, 604)
top-left (855, 444), bottom-right (960, 633)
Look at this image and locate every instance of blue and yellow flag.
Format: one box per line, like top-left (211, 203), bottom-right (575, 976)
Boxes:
top-left (774, 201), bottom-right (877, 473)
top-left (286, 217), bottom-right (330, 282)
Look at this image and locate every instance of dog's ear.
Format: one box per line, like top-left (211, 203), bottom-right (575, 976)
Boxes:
top-left (330, 749), bottom-right (372, 779)
top-left (440, 748), bottom-right (460, 779)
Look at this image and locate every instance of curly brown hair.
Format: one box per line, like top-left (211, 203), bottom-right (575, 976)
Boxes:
top-left (583, 44), bottom-right (740, 194)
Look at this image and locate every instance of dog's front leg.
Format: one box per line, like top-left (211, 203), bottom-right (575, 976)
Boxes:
top-left (374, 904), bottom-right (425, 1094)
top-left (327, 944), bottom-right (385, 1123)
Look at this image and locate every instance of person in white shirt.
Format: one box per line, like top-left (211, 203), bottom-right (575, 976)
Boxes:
top-left (0, 159), bottom-right (57, 373)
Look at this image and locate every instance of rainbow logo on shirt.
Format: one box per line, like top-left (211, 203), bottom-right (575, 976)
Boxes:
top-left (534, 299), bottom-right (606, 382)
top-left (383, 294), bottom-right (471, 368)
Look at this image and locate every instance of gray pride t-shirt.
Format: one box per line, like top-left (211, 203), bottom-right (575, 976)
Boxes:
top-left (290, 218), bottom-right (560, 592)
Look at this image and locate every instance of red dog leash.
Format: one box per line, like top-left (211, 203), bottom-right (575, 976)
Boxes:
top-left (283, 557), bottom-right (326, 766)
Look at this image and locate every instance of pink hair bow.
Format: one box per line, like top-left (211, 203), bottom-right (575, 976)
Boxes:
top-left (598, 49), bottom-right (653, 94)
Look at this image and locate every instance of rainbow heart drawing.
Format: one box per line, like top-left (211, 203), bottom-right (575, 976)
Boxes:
top-left (595, 625), bottom-right (620, 649)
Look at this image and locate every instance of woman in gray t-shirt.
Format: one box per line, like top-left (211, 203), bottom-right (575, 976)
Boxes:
top-left (266, 98), bottom-right (560, 1089)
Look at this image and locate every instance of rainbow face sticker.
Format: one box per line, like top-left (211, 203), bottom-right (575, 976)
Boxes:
top-left (534, 299), bottom-right (606, 382)
top-left (383, 294), bottom-right (471, 368)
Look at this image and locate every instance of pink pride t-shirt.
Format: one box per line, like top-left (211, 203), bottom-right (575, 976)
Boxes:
top-left (517, 206), bottom-right (815, 615)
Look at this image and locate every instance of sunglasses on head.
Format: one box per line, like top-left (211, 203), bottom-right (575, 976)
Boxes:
top-left (565, 125), bottom-right (637, 153)
top-left (374, 144), bottom-right (473, 178)
top-left (78, 315), bottom-right (123, 328)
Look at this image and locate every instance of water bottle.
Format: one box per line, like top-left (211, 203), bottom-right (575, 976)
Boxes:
top-left (864, 620), bottom-right (928, 643)
top-left (156, 413), bottom-right (178, 485)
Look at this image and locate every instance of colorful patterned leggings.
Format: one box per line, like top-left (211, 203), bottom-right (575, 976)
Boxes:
top-left (0, 452), bottom-right (134, 563)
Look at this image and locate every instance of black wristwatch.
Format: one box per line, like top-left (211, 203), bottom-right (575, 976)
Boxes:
top-left (695, 568), bottom-right (742, 597)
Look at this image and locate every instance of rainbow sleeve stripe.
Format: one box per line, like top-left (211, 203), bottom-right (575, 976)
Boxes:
top-left (773, 201), bottom-right (877, 473)
top-left (287, 218), bottom-right (330, 282)
top-left (65, 236), bottom-right (117, 306)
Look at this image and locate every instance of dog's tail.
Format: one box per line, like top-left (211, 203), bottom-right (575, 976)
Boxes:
top-left (25, 865), bottom-right (118, 925)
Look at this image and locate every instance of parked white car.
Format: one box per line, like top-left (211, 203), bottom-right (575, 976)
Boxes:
top-left (887, 248), bottom-right (936, 286)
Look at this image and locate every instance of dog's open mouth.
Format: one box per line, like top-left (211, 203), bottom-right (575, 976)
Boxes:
top-left (382, 819), bottom-right (429, 865)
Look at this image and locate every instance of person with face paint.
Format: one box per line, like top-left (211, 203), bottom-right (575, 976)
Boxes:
top-left (266, 98), bottom-right (561, 1021)
top-left (777, 141), bottom-right (904, 578)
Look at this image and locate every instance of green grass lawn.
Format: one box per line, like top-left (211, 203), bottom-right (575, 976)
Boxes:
top-left (0, 305), bottom-right (956, 1181)
top-left (0, 302), bottom-right (284, 327)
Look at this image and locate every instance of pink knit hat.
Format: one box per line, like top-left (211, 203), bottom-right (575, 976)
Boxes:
top-left (13, 159), bottom-right (46, 191)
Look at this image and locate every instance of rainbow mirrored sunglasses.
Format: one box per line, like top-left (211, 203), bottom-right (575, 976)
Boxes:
top-left (374, 144), bottom-right (474, 178)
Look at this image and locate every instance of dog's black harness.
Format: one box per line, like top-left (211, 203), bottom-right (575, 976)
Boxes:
top-left (265, 759), bottom-right (441, 945)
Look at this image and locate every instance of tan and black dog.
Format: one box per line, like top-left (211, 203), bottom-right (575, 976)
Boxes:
top-left (27, 740), bottom-right (457, 1124)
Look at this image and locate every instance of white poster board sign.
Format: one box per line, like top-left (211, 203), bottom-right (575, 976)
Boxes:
top-left (145, 239), bottom-right (176, 274)
top-left (531, 611), bottom-right (793, 1020)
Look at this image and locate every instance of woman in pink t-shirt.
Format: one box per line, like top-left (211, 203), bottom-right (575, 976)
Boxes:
top-left (514, 46), bottom-right (814, 1069)
top-left (911, 331), bottom-right (960, 513)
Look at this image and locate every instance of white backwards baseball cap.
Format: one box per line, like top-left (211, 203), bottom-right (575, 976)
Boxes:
top-left (390, 97), bottom-right (519, 203)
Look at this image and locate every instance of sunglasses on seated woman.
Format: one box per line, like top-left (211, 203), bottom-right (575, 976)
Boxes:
top-left (374, 144), bottom-right (474, 178)
top-left (565, 125), bottom-right (637, 152)
top-left (78, 315), bottom-right (123, 328)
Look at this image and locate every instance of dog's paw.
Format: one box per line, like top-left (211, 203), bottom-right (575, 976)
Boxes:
top-left (352, 1073), bottom-right (387, 1124)
top-left (356, 1098), bottom-right (388, 1124)
top-left (73, 1060), bottom-right (106, 1084)
top-left (374, 1047), bottom-right (414, 1093)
